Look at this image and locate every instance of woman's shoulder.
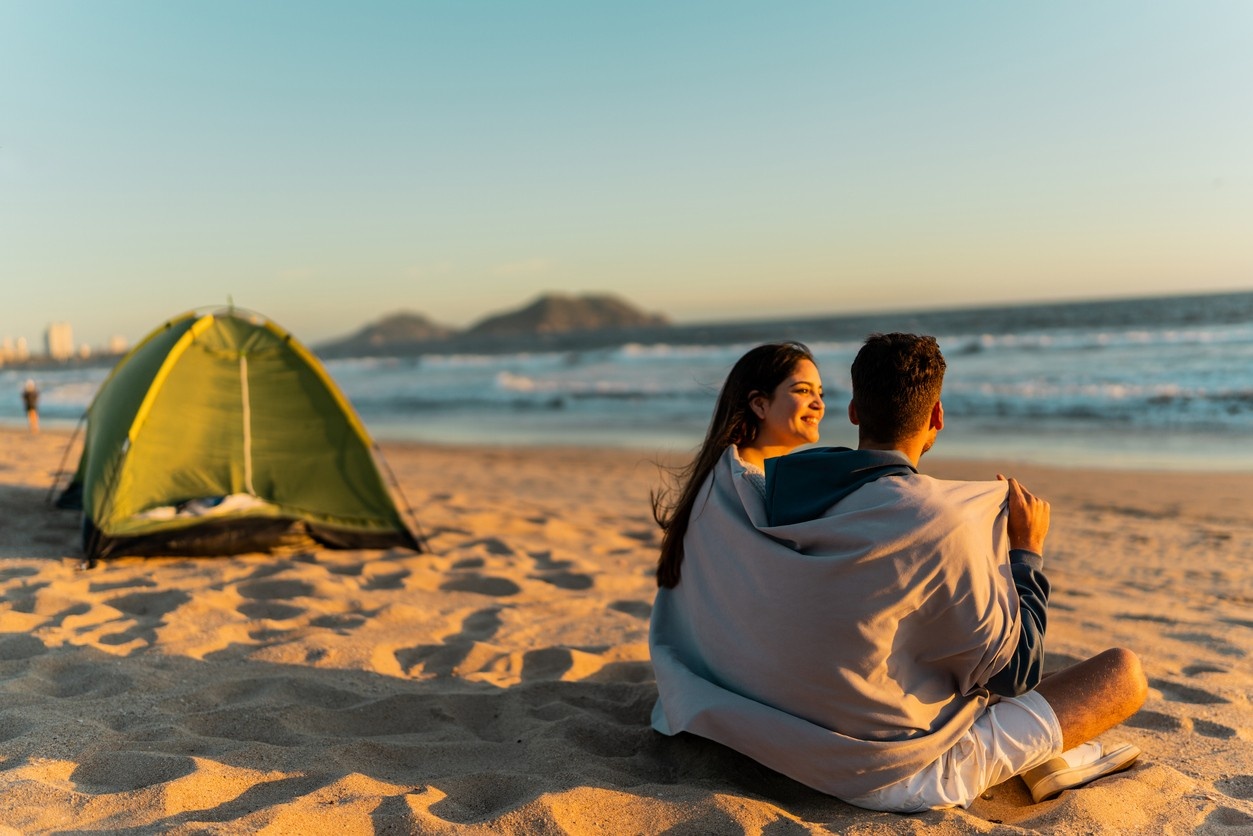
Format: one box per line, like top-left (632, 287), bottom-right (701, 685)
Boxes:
top-left (730, 446), bottom-right (767, 498)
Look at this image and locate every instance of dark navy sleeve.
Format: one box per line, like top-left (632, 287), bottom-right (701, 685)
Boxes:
top-left (985, 549), bottom-right (1050, 697)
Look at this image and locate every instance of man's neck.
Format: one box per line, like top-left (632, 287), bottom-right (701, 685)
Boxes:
top-left (857, 436), bottom-right (927, 467)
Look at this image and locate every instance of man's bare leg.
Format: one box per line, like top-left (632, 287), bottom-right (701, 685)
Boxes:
top-left (1034, 647), bottom-right (1147, 750)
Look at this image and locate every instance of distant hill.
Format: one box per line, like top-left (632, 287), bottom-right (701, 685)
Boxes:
top-left (466, 293), bottom-right (669, 338)
top-left (316, 293), bottom-right (671, 358)
top-left (317, 311), bottom-right (456, 357)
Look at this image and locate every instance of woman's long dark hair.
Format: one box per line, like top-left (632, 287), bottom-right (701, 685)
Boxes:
top-left (652, 341), bottom-right (815, 588)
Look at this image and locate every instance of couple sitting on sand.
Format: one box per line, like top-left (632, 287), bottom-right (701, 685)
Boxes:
top-left (648, 334), bottom-right (1147, 813)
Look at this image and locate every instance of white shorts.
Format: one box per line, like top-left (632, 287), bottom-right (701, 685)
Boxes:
top-left (842, 691), bottom-right (1065, 813)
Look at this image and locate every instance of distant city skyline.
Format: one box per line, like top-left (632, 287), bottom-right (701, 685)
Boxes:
top-left (3, 2), bottom-right (1251, 348)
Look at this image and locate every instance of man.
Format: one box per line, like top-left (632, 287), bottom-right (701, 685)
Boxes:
top-left (649, 333), bottom-right (1146, 812)
top-left (22, 379), bottom-right (39, 434)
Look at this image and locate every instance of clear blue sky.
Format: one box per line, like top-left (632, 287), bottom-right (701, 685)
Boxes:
top-left (3, 1), bottom-right (1251, 349)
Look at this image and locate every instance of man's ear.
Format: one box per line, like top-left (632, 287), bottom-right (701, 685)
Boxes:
top-left (930, 400), bottom-right (944, 431)
top-left (848, 400), bottom-right (859, 426)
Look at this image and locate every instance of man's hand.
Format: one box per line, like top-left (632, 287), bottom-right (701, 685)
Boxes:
top-left (997, 474), bottom-right (1050, 555)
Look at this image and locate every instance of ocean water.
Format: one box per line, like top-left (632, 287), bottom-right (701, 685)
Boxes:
top-left (5, 291), bottom-right (1252, 472)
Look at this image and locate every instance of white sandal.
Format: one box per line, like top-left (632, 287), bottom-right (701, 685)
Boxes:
top-left (1022, 741), bottom-right (1141, 803)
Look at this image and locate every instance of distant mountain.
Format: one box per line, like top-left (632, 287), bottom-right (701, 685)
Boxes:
top-left (466, 293), bottom-right (669, 338)
top-left (317, 311), bottom-right (456, 357)
top-left (316, 293), bottom-right (671, 358)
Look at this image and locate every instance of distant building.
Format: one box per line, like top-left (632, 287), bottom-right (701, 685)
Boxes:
top-left (46, 322), bottom-right (74, 361)
top-left (107, 335), bottom-right (130, 355)
top-left (2, 336), bottom-right (31, 363)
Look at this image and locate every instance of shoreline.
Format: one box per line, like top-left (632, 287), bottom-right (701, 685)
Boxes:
top-left (1, 426), bottom-right (1250, 833)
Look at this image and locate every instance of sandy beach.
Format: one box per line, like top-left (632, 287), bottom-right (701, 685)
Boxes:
top-left (0, 425), bottom-right (1250, 834)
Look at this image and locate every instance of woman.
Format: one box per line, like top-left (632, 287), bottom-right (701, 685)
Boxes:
top-left (652, 341), bottom-right (824, 588)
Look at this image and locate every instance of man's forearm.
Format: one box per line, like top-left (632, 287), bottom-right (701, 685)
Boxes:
top-left (986, 549), bottom-right (1050, 697)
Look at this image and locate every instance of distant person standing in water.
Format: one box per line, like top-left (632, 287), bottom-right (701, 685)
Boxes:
top-left (22, 379), bottom-right (39, 434)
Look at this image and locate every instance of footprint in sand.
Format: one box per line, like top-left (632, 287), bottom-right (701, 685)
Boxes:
top-left (326, 560), bottom-right (365, 576)
top-left (621, 528), bottom-right (657, 544)
top-left (427, 773), bottom-right (544, 825)
top-left (97, 590), bottom-right (192, 647)
top-left (460, 537), bottom-right (516, 556)
top-left (0, 715), bottom-right (33, 743)
top-left (532, 571), bottom-right (593, 591)
top-left (1192, 718), bottom-right (1237, 739)
top-left (4, 581), bottom-right (50, 614)
top-left (1149, 677), bottom-right (1231, 705)
top-left (1217, 774), bottom-right (1253, 800)
top-left (1167, 631), bottom-right (1244, 658)
top-left (238, 579), bottom-right (315, 600)
top-left (89, 577), bottom-right (158, 593)
top-left (1043, 652), bottom-right (1084, 672)
top-left (71, 751), bottom-right (196, 791)
top-left (608, 600), bottom-right (652, 620)
top-left (107, 589), bottom-right (191, 619)
top-left (521, 647), bottom-right (576, 680)
top-left (0, 633), bottom-right (47, 660)
top-left (362, 569), bottom-right (410, 591)
top-left (1124, 709), bottom-right (1184, 732)
top-left (1115, 612), bottom-right (1175, 624)
top-left (1205, 807), bottom-right (1253, 829)
top-left (1183, 663), bottom-right (1228, 676)
top-left (395, 607), bottom-right (504, 676)
top-left (528, 550), bottom-right (572, 570)
top-left (310, 613), bottom-right (368, 632)
top-left (236, 578), bottom-right (314, 620)
top-left (24, 660), bottom-right (132, 699)
top-left (440, 575), bottom-right (521, 597)
top-left (525, 551), bottom-right (593, 589)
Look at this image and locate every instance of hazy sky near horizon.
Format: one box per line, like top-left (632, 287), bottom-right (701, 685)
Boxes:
top-left (3, 1), bottom-right (1251, 348)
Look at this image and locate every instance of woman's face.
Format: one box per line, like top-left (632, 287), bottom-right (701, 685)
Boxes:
top-left (752, 358), bottom-right (825, 449)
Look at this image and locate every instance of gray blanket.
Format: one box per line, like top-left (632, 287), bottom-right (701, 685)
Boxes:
top-left (650, 446), bottom-right (1019, 798)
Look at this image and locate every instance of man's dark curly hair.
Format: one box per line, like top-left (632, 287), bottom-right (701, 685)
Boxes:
top-left (850, 333), bottom-right (946, 443)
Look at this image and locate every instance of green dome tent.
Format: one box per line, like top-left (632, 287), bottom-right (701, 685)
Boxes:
top-left (58, 308), bottom-right (422, 561)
